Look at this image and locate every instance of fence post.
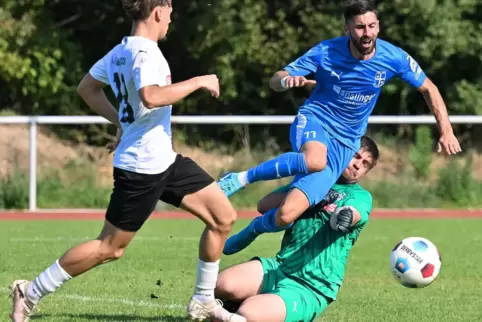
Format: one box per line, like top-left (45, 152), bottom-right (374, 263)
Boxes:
top-left (28, 119), bottom-right (37, 212)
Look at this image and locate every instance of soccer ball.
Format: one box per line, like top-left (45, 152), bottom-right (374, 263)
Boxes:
top-left (390, 237), bottom-right (441, 288)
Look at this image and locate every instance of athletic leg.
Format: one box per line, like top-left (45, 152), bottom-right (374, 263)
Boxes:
top-left (222, 138), bottom-right (339, 256)
top-left (157, 156), bottom-right (237, 320)
top-left (237, 280), bottom-right (330, 322)
top-left (215, 260), bottom-right (265, 302)
top-left (218, 113), bottom-right (328, 197)
top-left (273, 137), bottom-right (354, 226)
top-left (222, 137), bottom-right (354, 255)
top-left (180, 182), bottom-right (239, 320)
top-left (223, 184), bottom-right (291, 255)
top-left (10, 167), bottom-right (166, 321)
top-left (237, 294), bottom-right (287, 322)
top-left (218, 257), bottom-right (284, 321)
top-left (256, 185), bottom-right (290, 214)
top-left (222, 189), bottom-right (307, 255)
top-left (232, 258), bottom-right (287, 322)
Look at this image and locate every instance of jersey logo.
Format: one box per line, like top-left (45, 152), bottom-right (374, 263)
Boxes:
top-left (330, 70), bottom-right (343, 80)
top-left (332, 85), bottom-right (377, 105)
top-left (323, 192), bottom-right (346, 213)
top-left (373, 71), bottom-right (386, 88)
top-left (275, 162), bottom-right (284, 178)
top-left (166, 75), bottom-right (172, 85)
top-left (406, 55), bottom-right (423, 80)
top-left (406, 55), bottom-right (418, 73)
top-left (113, 57), bottom-right (126, 66)
top-left (324, 204), bottom-right (338, 213)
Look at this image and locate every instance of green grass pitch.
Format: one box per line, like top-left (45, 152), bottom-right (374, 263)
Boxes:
top-left (1, 218), bottom-right (481, 321)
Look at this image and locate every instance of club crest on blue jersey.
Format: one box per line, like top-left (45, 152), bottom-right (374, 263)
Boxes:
top-left (373, 71), bottom-right (386, 88)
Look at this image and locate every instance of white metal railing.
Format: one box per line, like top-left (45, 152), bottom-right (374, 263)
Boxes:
top-left (3, 115), bottom-right (482, 125)
top-left (1, 114), bottom-right (482, 211)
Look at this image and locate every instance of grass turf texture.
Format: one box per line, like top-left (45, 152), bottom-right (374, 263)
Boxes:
top-left (1, 218), bottom-right (481, 321)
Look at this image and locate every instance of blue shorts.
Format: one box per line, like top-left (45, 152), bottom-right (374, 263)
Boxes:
top-left (288, 112), bottom-right (355, 207)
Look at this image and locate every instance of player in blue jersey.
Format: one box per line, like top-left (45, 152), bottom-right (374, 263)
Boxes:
top-left (218, 0), bottom-right (461, 234)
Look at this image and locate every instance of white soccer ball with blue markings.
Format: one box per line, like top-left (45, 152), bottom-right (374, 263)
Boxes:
top-left (389, 237), bottom-right (442, 288)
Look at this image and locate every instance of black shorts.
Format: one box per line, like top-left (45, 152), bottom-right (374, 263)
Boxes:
top-left (105, 154), bottom-right (214, 232)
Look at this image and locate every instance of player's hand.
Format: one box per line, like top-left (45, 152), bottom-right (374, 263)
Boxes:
top-left (332, 206), bottom-right (354, 233)
top-left (106, 128), bottom-right (123, 154)
top-left (198, 74), bottom-right (220, 98)
top-left (282, 76), bottom-right (316, 89)
top-left (437, 132), bottom-right (462, 155)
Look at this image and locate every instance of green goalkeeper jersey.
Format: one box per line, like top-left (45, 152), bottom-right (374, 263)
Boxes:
top-left (274, 182), bottom-right (372, 300)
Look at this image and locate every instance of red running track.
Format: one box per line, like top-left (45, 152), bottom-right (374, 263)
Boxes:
top-left (0, 209), bottom-right (482, 220)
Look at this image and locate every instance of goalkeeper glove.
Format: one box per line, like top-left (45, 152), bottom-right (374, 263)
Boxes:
top-left (332, 206), bottom-right (354, 232)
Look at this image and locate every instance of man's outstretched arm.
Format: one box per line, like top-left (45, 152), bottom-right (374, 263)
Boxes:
top-left (417, 77), bottom-right (461, 155)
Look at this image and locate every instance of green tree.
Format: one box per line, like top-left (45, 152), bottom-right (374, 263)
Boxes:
top-left (0, 1), bottom-right (84, 115)
top-left (2, 0), bottom-right (482, 148)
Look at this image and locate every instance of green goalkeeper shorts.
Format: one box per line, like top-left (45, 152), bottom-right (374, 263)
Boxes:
top-left (253, 256), bottom-right (332, 322)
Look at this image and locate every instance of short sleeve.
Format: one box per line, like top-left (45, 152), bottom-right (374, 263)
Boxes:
top-left (284, 43), bottom-right (324, 77)
top-left (89, 57), bottom-right (109, 84)
top-left (395, 48), bottom-right (427, 89)
top-left (132, 50), bottom-right (163, 91)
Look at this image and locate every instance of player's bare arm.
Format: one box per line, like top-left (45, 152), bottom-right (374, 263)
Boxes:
top-left (139, 74), bottom-right (220, 108)
top-left (77, 73), bottom-right (122, 128)
top-left (351, 207), bottom-right (361, 226)
top-left (257, 190), bottom-right (286, 214)
top-left (269, 70), bottom-right (316, 92)
top-left (417, 77), bottom-right (461, 155)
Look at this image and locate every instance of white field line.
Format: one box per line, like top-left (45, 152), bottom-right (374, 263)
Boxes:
top-left (1, 287), bottom-right (183, 310)
top-left (58, 294), bottom-right (184, 310)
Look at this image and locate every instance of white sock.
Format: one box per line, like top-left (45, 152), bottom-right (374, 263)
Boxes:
top-left (27, 260), bottom-right (72, 304)
top-left (238, 171), bottom-right (249, 186)
top-left (193, 259), bottom-right (220, 301)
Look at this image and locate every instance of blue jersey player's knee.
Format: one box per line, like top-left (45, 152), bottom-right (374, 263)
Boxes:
top-left (217, 115), bottom-right (337, 198)
top-left (300, 141), bottom-right (327, 173)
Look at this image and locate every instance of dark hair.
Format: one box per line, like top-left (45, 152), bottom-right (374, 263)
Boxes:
top-left (360, 135), bottom-right (380, 163)
top-left (343, 0), bottom-right (378, 22)
top-left (122, 0), bottom-right (171, 21)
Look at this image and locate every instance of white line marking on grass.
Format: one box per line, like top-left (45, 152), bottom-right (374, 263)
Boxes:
top-left (62, 294), bottom-right (184, 309)
top-left (1, 287), bottom-right (183, 310)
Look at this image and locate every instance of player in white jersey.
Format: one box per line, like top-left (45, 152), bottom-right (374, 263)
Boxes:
top-left (9, 1), bottom-right (245, 321)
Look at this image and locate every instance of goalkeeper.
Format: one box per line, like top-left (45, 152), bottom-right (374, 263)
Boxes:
top-left (215, 135), bottom-right (379, 322)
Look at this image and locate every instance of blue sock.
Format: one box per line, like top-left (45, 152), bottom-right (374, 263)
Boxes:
top-left (253, 208), bottom-right (293, 233)
top-left (246, 152), bottom-right (308, 183)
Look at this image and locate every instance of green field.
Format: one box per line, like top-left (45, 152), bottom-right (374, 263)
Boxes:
top-left (1, 218), bottom-right (481, 321)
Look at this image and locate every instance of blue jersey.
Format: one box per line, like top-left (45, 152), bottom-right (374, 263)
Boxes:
top-left (284, 36), bottom-right (427, 151)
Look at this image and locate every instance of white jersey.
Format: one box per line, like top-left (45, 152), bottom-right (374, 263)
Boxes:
top-left (89, 36), bottom-right (177, 174)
